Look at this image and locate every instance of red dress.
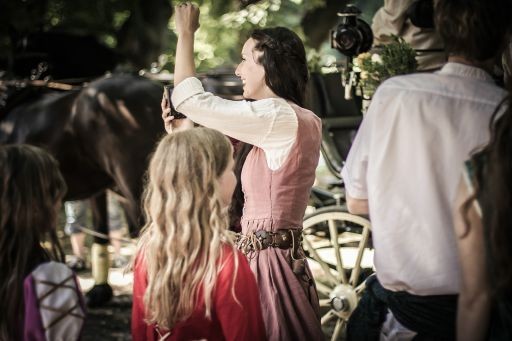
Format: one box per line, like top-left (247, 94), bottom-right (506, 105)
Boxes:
top-left (131, 245), bottom-right (266, 341)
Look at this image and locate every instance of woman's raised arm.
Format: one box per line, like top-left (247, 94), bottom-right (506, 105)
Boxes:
top-left (174, 3), bottom-right (200, 86)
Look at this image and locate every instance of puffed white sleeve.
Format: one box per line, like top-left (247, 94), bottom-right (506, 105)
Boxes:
top-left (171, 77), bottom-right (296, 149)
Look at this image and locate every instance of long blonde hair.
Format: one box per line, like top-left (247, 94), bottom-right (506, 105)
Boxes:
top-left (137, 127), bottom-right (238, 329)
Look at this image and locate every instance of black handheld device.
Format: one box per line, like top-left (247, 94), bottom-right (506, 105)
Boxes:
top-left (164, 85), bottom-right (187, 119)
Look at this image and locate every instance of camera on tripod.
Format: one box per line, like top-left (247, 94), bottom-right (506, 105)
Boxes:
top-left (331, 5), bottom-right (373, 58)
top-left (330, 5), bottom-right (373, 101)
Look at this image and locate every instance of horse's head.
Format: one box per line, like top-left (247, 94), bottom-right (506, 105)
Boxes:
top-left (0, 79), bottom-right (45, 146)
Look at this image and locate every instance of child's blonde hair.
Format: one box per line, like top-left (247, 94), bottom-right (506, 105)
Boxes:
top-left (137, 127), bottom-right (238, 329)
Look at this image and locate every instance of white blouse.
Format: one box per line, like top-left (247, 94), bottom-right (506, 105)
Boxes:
top-left (171, 77), bottom-right (298, 170)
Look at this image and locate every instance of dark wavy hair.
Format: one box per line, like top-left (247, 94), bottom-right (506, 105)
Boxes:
top-left (228, 142), bottom-right (253, 231)
top-left (0, 144), bottom-right (67, 340)
top-left (463, 95), bottom-right (512, 298)
top-left (434, 0), bottom-right (512, 62)
top-left (250, 27), bottom-right (309, 106)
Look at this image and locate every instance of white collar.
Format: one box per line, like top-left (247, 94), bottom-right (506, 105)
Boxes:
top-left (437, 62), bottom-right (494, 83)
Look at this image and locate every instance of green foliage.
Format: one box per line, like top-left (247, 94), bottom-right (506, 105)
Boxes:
top-left (0, 0), bottom-right (140, 52)
top-left (161, 0), bottom-right (326, 72)
top-left (1, 0), bottom-right (384, 73)
top-left (352, 36), bottom-right (418, 98)
top-left (44, 0), bottom-right (131, 39)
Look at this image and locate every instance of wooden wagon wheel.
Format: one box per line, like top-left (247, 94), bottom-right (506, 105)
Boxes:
top-left (302, 206), bottom-right (373, 340)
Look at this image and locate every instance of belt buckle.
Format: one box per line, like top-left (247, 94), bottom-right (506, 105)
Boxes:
top-left (255, 230), bottom-right (271, 249)
top-left (274, 230), bottom-right (287, 249)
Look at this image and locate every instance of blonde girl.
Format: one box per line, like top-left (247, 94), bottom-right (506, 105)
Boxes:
top-left (131, 128), bottom-right (265, 341)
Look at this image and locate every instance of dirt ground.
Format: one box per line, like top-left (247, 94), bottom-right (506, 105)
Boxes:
top-left (77, 275), bottom-right (335, 341)
top-left (82, 293), bottom-right (132, 341)
top-left (64, 235), bottom-right (337, 340)
top-left (80, 293), bottom-right (335, 341)
top-left (58, 221), bottom-right (134, 340)
top-left (75, 254), bottom-right (134, 340)
top-left (76, 267), bottom-right (336, 341)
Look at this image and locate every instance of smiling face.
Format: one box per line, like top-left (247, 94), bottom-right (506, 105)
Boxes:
top-left (235, 38), bottom-right (275, 100)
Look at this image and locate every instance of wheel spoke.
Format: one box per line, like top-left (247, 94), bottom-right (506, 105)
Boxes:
top-left (319, 298), bottom-right (331, 307)
top-left (331, 318), bottom-right (345, 341)
top-left (315, 281), bottom-right (333, 297)
top-left (303, 237), bottom-right (339, 286)
top-left (329, 219), bottom-right (348, 284)
top-left (349, 224), bottom-right (371, 286)
top-left (355, 281), bottom-right (366, 295)
top-left (321, 309), bottom-right (338, 325)
top-left (337, 233), bottom-right (362, 244)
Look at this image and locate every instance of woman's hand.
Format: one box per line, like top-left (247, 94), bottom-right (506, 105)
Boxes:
top-left (174, 2), bottom-right (200, 36)
top-left (161, 96), bottom-right (194, 134)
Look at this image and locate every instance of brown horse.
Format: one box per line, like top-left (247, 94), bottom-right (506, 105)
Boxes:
top-left (0, 73), bottom-right (165, 306)
top-left (1, 73), bottom-right (164, 229)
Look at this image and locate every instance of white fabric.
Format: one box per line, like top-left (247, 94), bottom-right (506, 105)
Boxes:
top-left (372, 0), bottom-right (445, 71)
top-left (32, 261), bottom-right (84, 341)
top-left (171, 77), bottom-right (298, 170)
top-left (380, 310), bottom-right (417, 341)
top-left (341, 62), bottom-right (507, 295)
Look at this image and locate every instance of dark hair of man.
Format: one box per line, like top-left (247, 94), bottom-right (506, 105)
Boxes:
top-left (250, 27), bottom-right (309, 107)
top-left (434, 0), bottom-right (512, 62)
top-left (463, 96), bottom-right (512, 298)
top-left (479, 96), bottom-right (512, 297)
top-left (0, 144), bottom-right (67, 340)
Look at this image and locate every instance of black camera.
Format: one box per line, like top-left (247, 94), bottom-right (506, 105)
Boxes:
top-left (163, 85), bottom-right (187, 120)
top-left (331, 5), bottom-right (373, 57)
top-left (406, 0), bottom-right (435, 29)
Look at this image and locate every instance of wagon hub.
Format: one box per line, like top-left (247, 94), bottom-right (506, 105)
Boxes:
top-left (329, 284), bottom-right (358, 318)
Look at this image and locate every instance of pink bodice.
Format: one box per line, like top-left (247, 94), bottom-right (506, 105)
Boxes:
top-left (240, 103), bottom-right (321, 232)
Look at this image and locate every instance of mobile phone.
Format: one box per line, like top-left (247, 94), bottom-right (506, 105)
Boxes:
top-left (163, 85), bottom-right (187, 119)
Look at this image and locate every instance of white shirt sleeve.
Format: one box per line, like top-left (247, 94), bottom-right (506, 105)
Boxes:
top-left (171, 77), bottom-right (298, 170)
top-left (341, 100), bottom-right (374, 200)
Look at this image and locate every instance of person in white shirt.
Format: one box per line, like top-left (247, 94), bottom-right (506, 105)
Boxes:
top-left (341, 0), bottom-right (511, 339)
top-left (372, 0), bottom-right (445, 71)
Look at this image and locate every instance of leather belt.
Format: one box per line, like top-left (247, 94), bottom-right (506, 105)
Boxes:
top-left (236, 229), bottom-right (303, 254)
top-left (255, 229), bottom-right (302, 249)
